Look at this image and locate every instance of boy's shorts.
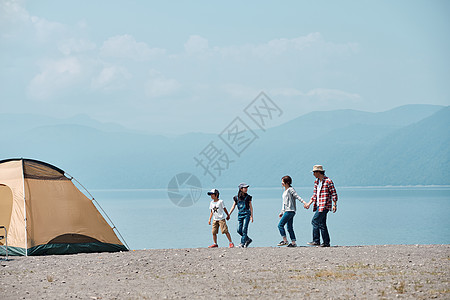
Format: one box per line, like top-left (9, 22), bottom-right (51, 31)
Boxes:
top-left (212, 219), bottom-right (229, 235)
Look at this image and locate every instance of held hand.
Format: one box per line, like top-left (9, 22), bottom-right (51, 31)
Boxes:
top-left (226, 215), bottom-right (230, 221)
top-left (304, 203), bottom-right (310, 209)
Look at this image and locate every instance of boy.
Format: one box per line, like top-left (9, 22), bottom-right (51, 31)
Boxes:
top-left (207, 189), bottom-right (234, 248)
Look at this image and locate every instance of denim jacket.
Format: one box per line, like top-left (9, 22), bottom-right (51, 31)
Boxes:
top-left (233, 194), bottom-right (252, 214)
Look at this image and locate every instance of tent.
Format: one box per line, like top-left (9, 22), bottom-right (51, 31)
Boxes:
top-left (0, 158), bottom-right (128, 256)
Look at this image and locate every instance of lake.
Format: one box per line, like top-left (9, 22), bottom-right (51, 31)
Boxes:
top-left (90, 186), bottom-right (450, 250)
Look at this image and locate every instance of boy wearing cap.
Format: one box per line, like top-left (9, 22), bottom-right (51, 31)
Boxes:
top-left (208, 189), bottom-right (234, 248)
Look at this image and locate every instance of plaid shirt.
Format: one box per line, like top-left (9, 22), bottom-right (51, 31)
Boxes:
top-left (311, 176), bottom-right (338, 212)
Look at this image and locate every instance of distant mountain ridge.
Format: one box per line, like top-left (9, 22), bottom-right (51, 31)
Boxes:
top-left (0, 113), bottom-right (139, 137)
top-left (1, 104), bottom-right (448, 188)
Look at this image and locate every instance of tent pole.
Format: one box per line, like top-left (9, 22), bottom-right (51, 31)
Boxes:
top-left (21, 159), bottom-right (27, 257)
top-left (67, 173), bottom-right (130, 250)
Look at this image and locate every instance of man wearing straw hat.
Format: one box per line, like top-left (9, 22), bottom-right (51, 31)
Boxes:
top-left (304, 165), bottom-right (338, 247)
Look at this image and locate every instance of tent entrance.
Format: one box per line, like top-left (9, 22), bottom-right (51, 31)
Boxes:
top-left (48, 234), bottom-right (100, 244)
top-left (0, 184), bottom-right (13, 244)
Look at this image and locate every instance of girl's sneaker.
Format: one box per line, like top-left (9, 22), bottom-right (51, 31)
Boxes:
top-left (277, 241), bottom-right (289, 246)
top-left (229, 243), bottom-right (235, 248)
top-left (208, 244), bottom-right (218, 248)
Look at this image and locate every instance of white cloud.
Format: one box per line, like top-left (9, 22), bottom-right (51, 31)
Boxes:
top-left (291, 33), bottom-right (322, 50)
top-left (2, 1), bottom-right (363, 132)
top-left (306, 88), bottom-right (361, 102)
top-left (184, 35), bottom-right (209, 55)
top-left (76, 20), bottom-right (88, 30)
top-left (144, 70), bottom-right (181, 98)
top-left (0, 0), bottom-right (30, 39)
top-left (214, 32), bottom-right (358, 61)
top-left (270, 87), bottom-right (360, 102)
top-left (91, 65), bottom-right (131, 91)
top-left (27, 57), bottom-right (83, 100)
top-left (0, 0), bottom-right (65, 42)
top-left (58, 38), bottom-right (96, 55)
top-left (30, 16), bottom-right (65, 42)
top-left (220, 83), bottom-right (260, 100)
top-left (100, 34), bottom-right (165, 61)
top-left (0, 0), bottom-right (29, 25)
top-left (270, 88), bottom-right (304, 97)
top-left (247, 33), bottom-right (321, 59)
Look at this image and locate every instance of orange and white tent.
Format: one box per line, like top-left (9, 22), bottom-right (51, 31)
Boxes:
top-left (0, 158), bottom-right (128, 256)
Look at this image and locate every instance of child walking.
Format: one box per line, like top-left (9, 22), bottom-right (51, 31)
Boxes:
top-left (277, 175), bottom-right (307, 247)
top-left (229, 183), bottom-right (253, 248)
top-left (208, 189), bottom-right (234, 248)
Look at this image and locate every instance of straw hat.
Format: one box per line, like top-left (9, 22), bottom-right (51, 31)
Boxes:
top-left (312, 165), bottom-right (325, 172)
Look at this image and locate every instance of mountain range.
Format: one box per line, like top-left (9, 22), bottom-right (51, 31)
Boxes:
top-left (1, 104), bottom-right (449, 189)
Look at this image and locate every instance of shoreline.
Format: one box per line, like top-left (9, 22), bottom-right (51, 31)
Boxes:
top-left (89, 185), bottom-right (450, 192)
top-left (1, 244), bottom-right (449, 299)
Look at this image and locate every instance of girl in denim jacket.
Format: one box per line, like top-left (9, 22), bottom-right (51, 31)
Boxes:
top-left (229, 183), bottom-right (253, 248)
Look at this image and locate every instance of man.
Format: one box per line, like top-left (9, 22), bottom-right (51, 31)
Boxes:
top-left (305, 165), bottom-right (338, 247)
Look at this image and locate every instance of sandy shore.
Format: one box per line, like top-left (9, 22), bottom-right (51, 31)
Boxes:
top-left (1, 244), bottom-right (448, 299)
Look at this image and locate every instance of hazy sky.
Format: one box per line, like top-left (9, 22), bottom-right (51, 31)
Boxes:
top-left (1, 0), bottom-right (449, 134)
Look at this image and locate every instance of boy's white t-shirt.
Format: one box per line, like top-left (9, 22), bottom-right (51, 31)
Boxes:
top-left (210, 199), bottom-right (226, 221)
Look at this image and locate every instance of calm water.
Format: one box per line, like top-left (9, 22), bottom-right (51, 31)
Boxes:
top-left (90, 186), bottom-right (450, 250)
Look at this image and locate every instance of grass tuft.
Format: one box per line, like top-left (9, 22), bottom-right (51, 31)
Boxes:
top-left (393, 281), bottom-right (405, 294)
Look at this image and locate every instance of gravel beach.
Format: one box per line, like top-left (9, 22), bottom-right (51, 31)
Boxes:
top-left (1, 244), bottom-right (448, 299)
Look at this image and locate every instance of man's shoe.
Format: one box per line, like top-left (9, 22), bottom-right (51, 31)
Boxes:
top-left (307, 241), bottom-right (320, 246)
top-left (320, 243), bottom-right (330, 247)
top-left (244, 238), bottom-right (253, 248)
top-left (277, 241), bottom-right (289, 246)
top-left (287, 243), bottom-right (297, 247)
top-left (237, 243), bottom-right (245, 248)
top-left (229, 243), bottom-right (235, 248)
top-left (208, 244), bottom-right (218, 248)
